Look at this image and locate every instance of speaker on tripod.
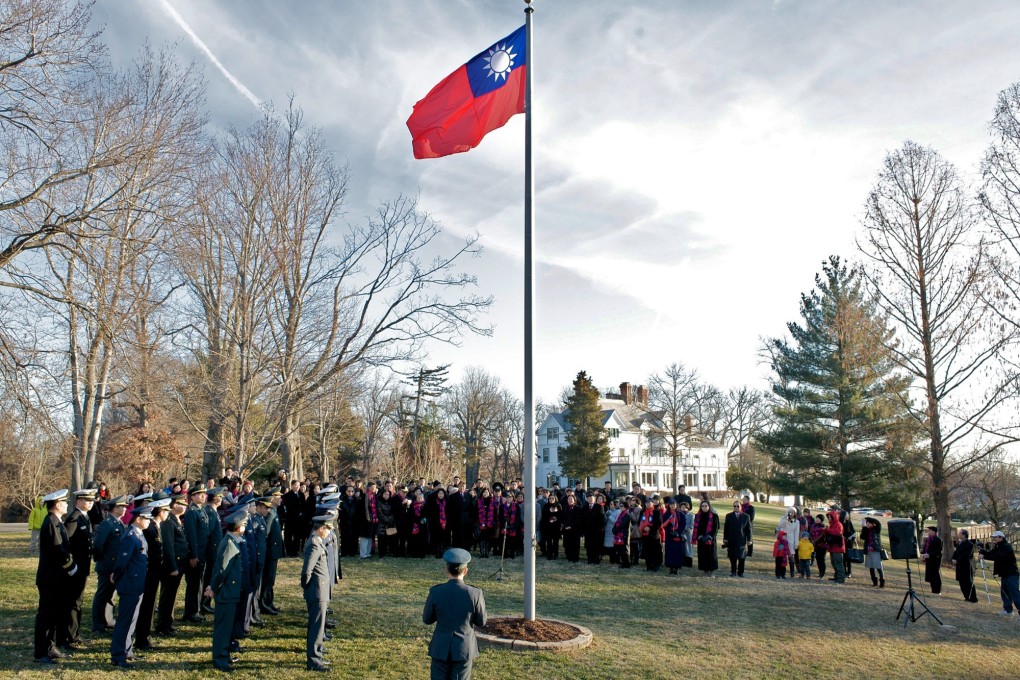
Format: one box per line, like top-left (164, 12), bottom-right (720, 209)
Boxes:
top-left (887, 519), bottom-right (918, 560)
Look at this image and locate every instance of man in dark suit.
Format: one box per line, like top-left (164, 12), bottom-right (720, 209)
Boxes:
top-left (921, 526), bottom-right (943, 594)
top-left (60, 488), bottom-right (96, 651)
top-left (92, 495), bottom-right (128, 633)
top-left (302, 514), bottom-right (333, 672)
top-left (722, 501), bottom-right (753, 577)
top-left (183, 484), bottom-right (211, 623)
top-left (110, 506), bottom-right (152, 668)
top-left (423, 548), bottom-right (487, 680)
top-left (156, 493), bottom-right (189, 635)
top-left (207, 508), bottom-right (248, 672)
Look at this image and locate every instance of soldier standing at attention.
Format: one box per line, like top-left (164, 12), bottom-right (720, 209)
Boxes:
top-left (202, 487), bottom-right (226, 614)
top-left (135, 495), bottom-right (170, 652)
top-left (207, 508), bottom-right (249, 672)
top-left (34, 489), bottom-right (79, 665)
top-left (110, 506), bottom-right (152, 668)
top-left (183, 484), bottom-right (211, 623)
top-left (259, 490), bottom-right (284, 616)
top-left (156, 492), bottom-right (189, 636)
top-left (92, 495), bottom-right (128, 634)
top-left (423, 548), bottom-right (487, 680)
top-left (60, 488), bottom-right (96, 652)
top-left (302, 514), bottom-right (332, 672)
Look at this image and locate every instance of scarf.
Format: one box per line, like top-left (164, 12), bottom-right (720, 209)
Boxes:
top-left (774, 535), bottom-right (791, 563)
top-left (922, 534), bottom-right (933, 561)
top-left (662, 509), bottom-right (682, 541)
top-left (368, 492), bottom-right (378, 524)
top-left (741, 501), bottom-right (752, 515)
top-left (613, 509), bottom-right (629, 545)
top-left (411, 501), bottom-right (424, 535)
top-left (438, 498), bottom-right (447, 529)
top-left (692, 510), bottom-right (715, 544)
top-left (640, 509), bottom-right (657, 539)
top-left (478, 497), bottom-right (494, 529)
top-left (503, 502), bottom-right (518, 537)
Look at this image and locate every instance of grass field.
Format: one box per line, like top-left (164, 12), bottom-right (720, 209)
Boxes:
top-left (3, 504), bottom-right (1019, 679)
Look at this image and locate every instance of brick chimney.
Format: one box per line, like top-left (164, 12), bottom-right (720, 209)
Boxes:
top-left (684, 414), bottom-right (694, 434)
top-left (636, 385), bottom-right (648, 405)
top-left (619, 382), bottom-right (632, 405)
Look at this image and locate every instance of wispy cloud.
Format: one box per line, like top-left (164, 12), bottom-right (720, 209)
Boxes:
top-left (156, 0), bottom-right (260, 109)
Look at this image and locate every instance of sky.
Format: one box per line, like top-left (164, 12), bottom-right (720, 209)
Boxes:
top-left (91, 0), bottom-right (1020, 404)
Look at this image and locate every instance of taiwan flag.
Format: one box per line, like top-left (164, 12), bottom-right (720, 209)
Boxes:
top-left (407, 25), bottom-right (526, 159)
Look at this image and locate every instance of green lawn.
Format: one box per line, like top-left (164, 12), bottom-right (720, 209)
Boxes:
top-left (2, 504), bottom-right (1019, 679)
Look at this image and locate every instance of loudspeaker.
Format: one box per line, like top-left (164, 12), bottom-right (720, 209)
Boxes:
top-left (887, 519), bottom-right (918, 560)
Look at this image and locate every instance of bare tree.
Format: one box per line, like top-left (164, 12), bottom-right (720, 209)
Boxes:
top-left (957, 452), bottom-right (1020, 530)
top-left (859, 140), bottom-right (1019, 559)
top-left (488, 388), bottom-right (524, 484)
top-left (444, 366), bottom-right (503, 485)
top-left (353, 371), bottom-right (399, 479)
top-left (648, 363), bottom-right (701, 497)
top-left (718, 387), bottom-right (773, 460)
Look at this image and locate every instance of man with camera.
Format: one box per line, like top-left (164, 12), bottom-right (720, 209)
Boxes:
top-left (978, 530), bottom-right (1020, 617)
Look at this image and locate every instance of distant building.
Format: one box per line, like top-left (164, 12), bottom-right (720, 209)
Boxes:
top-left (536, 381), bottom-right (729, 495)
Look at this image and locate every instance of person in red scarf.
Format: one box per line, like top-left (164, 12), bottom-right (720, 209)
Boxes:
top-left (810, 514), bottom-right (828, 579)
top-left (560, 494), bottom-right (583, 563)
top-left (427, 488), bottom-right (451, 558)
top-left (498, 492), bottom-right (523, 559)
top-left (661, 498), bottom-right (686, 575)
top-left (639, 499), bottom-right (664, 572)
top-left (406, 490), bottom-right (429, 558)
top-left (824, 510), bottom-right (846, 583)
top-left (773, 530), bottom-right (792, 578)
top-left (475, 488), bottom-right (497, 558)
top-left (691, 500), bottom-right (720, 576)
top-left (359, 482), bottom-right (380, 559)
top-left (539, 493), bottom-right (562, 560)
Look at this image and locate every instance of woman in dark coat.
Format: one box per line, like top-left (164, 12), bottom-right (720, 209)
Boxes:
top-left (951, 529), bottom-right (979, 602)
top-left (560, 494), bottom-right (583, 563)
top-left (639, 499), bottom-right (663, 572)
top-left (691, 499), bottom-right (720, 576)
top-left (539, 494), bottom-right (562, 560)
top-left (338, 487), bottom-right (358, 557)
top-left (426, 488), bottom-right (451, 558)
top-left (475, 488), bottom-right (498, 558)
top-left (661, 498), bottom-right (687, 574)
top-left (405, 491), bottom-right (428, 558)
top-left (376, 489), bottom-right (398, 558)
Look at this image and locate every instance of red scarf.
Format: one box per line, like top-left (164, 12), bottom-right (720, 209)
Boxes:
top-left (438, 498), bottom-right (447, 529)
top-left (613, 510), bottom-right (629, 545)
top-left (662, 509), bottom-right (682, 542)
top-left (368, 492), bottom-right (378, 523)
top-left (478, 497), bottom-right (494, 529)
top-left (692, 510), bottom-right (714, 544)
top-left (640, 509), bottom-right (656, 538)
top-left (411, 501), bottom-right (424, 535)
top-left (503, 501), bottom-right (518, 537)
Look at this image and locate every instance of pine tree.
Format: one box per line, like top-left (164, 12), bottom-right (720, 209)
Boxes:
top-left (559, 371), bottom-right (611, 484)
top-left (758, 256), bottom-right (922, 511)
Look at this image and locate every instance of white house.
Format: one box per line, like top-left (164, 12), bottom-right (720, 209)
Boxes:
top-left (536, 382), bottom-right (729, 496)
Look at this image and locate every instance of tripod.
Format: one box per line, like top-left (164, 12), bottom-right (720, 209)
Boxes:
top-left (896, 558), bottom-right (942, 627)
top-left (488, 523), bottom-right (513, 582)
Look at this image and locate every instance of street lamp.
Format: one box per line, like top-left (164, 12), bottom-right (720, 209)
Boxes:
top-left (183, 452), bottom-right (192, 482)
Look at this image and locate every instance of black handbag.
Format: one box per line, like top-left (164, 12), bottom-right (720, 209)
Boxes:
top-left (848, 548), bottom-right (865, 563)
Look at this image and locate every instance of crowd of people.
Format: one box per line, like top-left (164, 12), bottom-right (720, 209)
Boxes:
top-left (28, 471), bottom-right (1020, 671)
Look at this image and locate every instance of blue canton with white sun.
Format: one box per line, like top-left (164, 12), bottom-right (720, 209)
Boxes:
top-left (466, 25), bottom-right (527, 98)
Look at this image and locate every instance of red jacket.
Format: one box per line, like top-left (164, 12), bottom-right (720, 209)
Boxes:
top-left (825, 511), bottom-right (845, 554)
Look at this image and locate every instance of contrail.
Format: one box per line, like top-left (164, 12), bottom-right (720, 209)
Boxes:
top-left (157, 0), bottom-right (261, 109)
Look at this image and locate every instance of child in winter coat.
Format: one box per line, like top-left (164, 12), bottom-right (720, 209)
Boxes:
top-left (797, 531), bottom-right (814, 578)
top-left (773, 530), bottom-right (792, 579)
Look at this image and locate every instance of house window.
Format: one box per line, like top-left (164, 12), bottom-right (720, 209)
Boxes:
top-left (613, 471), bottom-right (628, 488)
top-left (608, 428), bottom-right (620, 439)
top-left (618, 448), bottom-right (625, 460)
top-left (703, 473), bottom-right (717, 488)
top-left (542, 448), bottom-right (550, 463)
top-left (661, 473), bottom-right (674, 490)
top-left (684, 473), bottom-right (697, 487)
top-left (641, 472), bottom-right (657, 487)
top-left (547, 427), bottom-right (559, 442)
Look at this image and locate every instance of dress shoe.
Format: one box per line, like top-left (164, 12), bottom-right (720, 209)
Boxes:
top-left (325, 621), bottom-right (336, 629)
top-left (155, 629), bottom-right (176, 637)
top-left (49, 648), bottom-right (66, 659)
top-left (33, 656), bottom-right (57, 665)
top-left (185, 614), bottom-right (205, 623)
top-left (136, 641), bottom-right (155, 651)
top-left (307, 663), bottom-right (329, 672)
top-left (111, 660), bottom-right (132, 668)
top-left (127, 653), bottom-right (144, 661)
top-left (202, 604), bottom-right (216, 614)
top-left (213, 663), bottom-right (234, 672)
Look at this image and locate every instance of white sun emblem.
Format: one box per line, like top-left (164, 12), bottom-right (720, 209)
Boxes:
top-left (483, 43), bottom-right (516, 81)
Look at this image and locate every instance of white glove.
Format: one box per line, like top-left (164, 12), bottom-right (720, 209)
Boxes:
top-left (68, 564), bottom-right (78, 577)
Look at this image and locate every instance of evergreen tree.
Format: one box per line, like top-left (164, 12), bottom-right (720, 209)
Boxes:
top-left (559, 371), bottom-right (611, 484)
top-left (758, 256), bottom-right (921, 510)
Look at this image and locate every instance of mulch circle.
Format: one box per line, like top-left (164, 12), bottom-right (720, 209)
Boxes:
top-left (479, 617), bottom-right (578, 642)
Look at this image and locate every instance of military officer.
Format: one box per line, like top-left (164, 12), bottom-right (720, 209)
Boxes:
top-left (245, 496), bottom-right (267, 632)
top-left (135, 495), bottom-right (170, 651)
top-left (232, 494), bottom-right (258, 647)
top-left (202, 486), bottom-right (225, 614)
top-left (60, 488), bottom-right (96, 651)
top-left (302, 514), bottom-right (333, 672)
top-left (92, 495), bottom-right (129, 634)
top-left (155, 492), bottom-right (189, 636)
top-left (207, 507), bottom-right (249, 672)
top-left (259, 489), bottom-right (284, 616)
top-left (183, 483), bottom-right (211, 623)
top-left (110, 506), bottom-right (152, 668)
top-left (34, 489), bottom-right (79, 664)
top-left (423, 548), bottom-right (488, 680)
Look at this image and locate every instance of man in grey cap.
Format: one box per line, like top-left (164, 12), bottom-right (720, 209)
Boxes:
top-left (302, 514), bottom-right (333, 672)
top-left (423, 547), bottom-right (487, 680)
top-left (206, 508), bottom-right (249, 671)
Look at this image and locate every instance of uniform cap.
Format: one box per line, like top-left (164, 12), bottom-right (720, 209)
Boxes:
top-left (264, 487), bottom-right (283, 497)
top-left (322, 492), bottom-right (341, 502)
top-left (225, 508), bottom-right (249, 528)
top-left (43, 489), bottom-right (69, 503)
top-left (151, 491), bottom-right (169, 502)
top-left (992, 530), bottom-right (1006, 538)
top-left (256, 496), bottom-right (273, 507)
top-left (206, 486), bottom-right (225, 498)
top-left (321, 484), bottom-right (339, 494)
top-left (311, 514), bottom-right (333, 527)
top-left (149, 498), bottom-right (172, 509)
top-left (133, 491), bottom-right (153, 503)
top-left (443, 548), bottom-right (472, 566)
top-left (189, 483), bottom-right (209, 495)
top-left (72, 488), bottom-right (97, 501)
top-left (109, 495), bottom-right (131, 507)
top-left (133, 506), bottom-right (155, 518)
top-left (235, 492), bottom-right (255, 505)
top-left (170, 493), bottom-right (188, 506)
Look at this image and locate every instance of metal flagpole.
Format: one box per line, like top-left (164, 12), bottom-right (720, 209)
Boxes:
top-left (522, 0), bottom-right (536, 622)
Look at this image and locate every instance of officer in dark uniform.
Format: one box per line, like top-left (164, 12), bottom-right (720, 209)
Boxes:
top-left (302, 514), bottom-right (333, 672)
top-left (233, 494), bottom-right (258, 647)
top-left (183, 483), bottom-right (211, 623)
top-left (156, 492), bottom-right (189, 635)
top-left (110, 506), bottom-right (152, 668)
top-left (202, 487), bottom-right (225, 614)
top-left (92, 495), bottom-right (129, 633)
top-left (60, 488), bottom-right (96, 651)
top-left (34, 489), bottom-right (79, 664)
top-left (246, 497), bottom-right (267, 631)
top-left (135, 495), bottom-right (169, 651)
top-left (259, 489), bottom-right (284, 615)
top-left (207, 507), bottom-right (249, 672)
top-left (423, 548), bottom-right (488, 680)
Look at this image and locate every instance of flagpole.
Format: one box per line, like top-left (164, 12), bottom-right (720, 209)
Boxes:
top-left (522, 0), bottom-right (537, 622)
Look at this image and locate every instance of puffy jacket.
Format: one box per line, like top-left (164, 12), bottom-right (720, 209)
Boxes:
top-left (28, 498), bottom-right (47, 530)
top-left (824, 511), bottom-right (845, 554)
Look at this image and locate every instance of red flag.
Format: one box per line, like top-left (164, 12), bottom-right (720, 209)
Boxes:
top-left (407, 26), bottom-right (526, 159)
